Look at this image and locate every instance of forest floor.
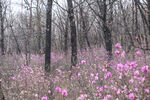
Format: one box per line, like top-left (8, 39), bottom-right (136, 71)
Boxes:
top-left (0, 47), bottom-right (150, 100)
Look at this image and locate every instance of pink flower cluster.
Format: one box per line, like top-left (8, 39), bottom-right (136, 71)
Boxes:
top-left (55, 87), bottom-right (68, 96)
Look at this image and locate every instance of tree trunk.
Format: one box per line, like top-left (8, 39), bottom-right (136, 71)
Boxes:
top-left (64, 18), bottom-right (68, 56)
top-left (67, 0), bottom-right (77, 68)
top-left (0, 1), bottom-right (4, 55)
top-left (36, 0), bottom-right (42, 54)
top-left (147, 0), bottom-right (150, 35)
top-left (45, 0), bottom-right (53, 74)
top-left (79, 0), bottom-right (91, 50)
top-left (103, 0), bottom-right (112, 58)
top-left (10, 25), bottom-right (21, 54)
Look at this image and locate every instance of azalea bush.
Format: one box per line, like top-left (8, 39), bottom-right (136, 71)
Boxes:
top-left (0, 43), bottom-right (150, 100)
top-left (53, 44), bottom-right (150, 100)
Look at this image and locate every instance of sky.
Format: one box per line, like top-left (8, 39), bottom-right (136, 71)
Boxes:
top-left (11, 0), bottom-right (23, 13)
top-left (11, 0), bottom-right (66, 14)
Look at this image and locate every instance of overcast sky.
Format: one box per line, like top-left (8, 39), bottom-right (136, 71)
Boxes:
top-left (11, 0), bottom-right (66, 14)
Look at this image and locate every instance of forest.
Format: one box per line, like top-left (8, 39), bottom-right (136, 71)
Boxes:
top-left (0, 0), bottom-right (150, 100)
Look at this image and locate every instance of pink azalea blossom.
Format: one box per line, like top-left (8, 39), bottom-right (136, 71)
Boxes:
top-left (145, 89), bottom-right (149, 93)
top-left (129, 93), bottom-right (135, 100)
top-left (141, 65), bottom-right (149, 73)
top-left (104, 72), bottom-right (112, 79)
top-left (115, 43), bottom-right (122, 49)
top-left (117, 89), bottom-right (121, 94)
top-left (90, 73), bottom-right (94, 78)
top-left (81, 60), bottom-right (86, 64)
top-left (117, 63), bottom-right (124, 71)
top-left (134, 88), bottom-right (139, 92)
top-left (55, 87), bottom-right (61, 92)
top-left (48, 90), bottom-right (51, 93)
top-left (95, 76), bottom-right (99, 80)
top-left (62, 89), bottom-right (68, 96)
top-left (99, 87), bottom-right (104, 92)
top-left (121, 51), bottom-right (125, 58)
top-left (78, 73), bottom-right (81, 77)
top-left (136, 51), bottom-right (141, 56)
top-left (34, 94), bottom-right (38, 98)
top-left (129, 79), bottom-right (134, 84)
top-left (42, 96), bottom-right (47, 100)
top-left (133, 36), bottom-right (137, 40)
top-left (115, 50), bottom-right (120, 55)
top-left (134, 70), bottom-right (140, 76)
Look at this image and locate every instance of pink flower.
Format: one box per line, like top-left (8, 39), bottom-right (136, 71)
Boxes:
top-left (90, 73), bottom-right (94, 78)
top-left (129, 62), bottom-right (137, 69)
top-left (95, 76), bottom-right (99, 80)
top-left (121, 51), bottom-right (125, 58)
top-left (103, 95), bottom-right (111, 100)
top-left (134, 88), bottom-right (139, 92)
top-left (56, 69), bottom-right (62, 74)
top-left (129, 79), bottom-right (134, 84)
top-left (124, 64), bottom-right (129, 70)
top-left (98, 93), bottom-right (101, 97)
top-left (136, 51), bottom-right (141, 56)
top-left (62, 89), bottom-right (68, 96)
top-left (99, 87), bottom-right (104, 92)
top-left (134, 70), bottom-right (140, 76)
top-left (129, 93), bottom-right (135, 100)
top-left (102, 68), bottom-right (107, 72)
top-left (117, 89), bottom-right (121, 94)
top-left (55, 87), bottom-right (61, 92)
top-left (145, 89), bottom-right (149, 93)
top-left (78, 73), bottom-right (81, 77)
top-left (141, 65), bottom-right (149, 73)
top-left (133, 36), bottom-right (137, 40)
top-left (131, 62), bottom-right (137, 67)
top-left (48, 90), bottom-right (51, 93)
top-left (42, 96), bottom-right (47, 100)
top-left (81, 60), bottom-right (86, 64)
top-left (115, 50), bottom-right (120, 55)
top-left (115, 43), bottom-right (122, 49)
top-left (104, 72), bottom-right (112, 79)
top-left (35, 94), bottom-right (38, 98)
top-left (117, 63), bottom-right (124, 71)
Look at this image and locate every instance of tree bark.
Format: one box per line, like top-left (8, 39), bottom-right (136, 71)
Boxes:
top-left (103, 0), bottom-right (112, 58)
top-left (10, 25), bottom-right (21, 54)
top-left (67, 0), bottom-right (77, 67)
top-left (45, 0), bottom-right (53, 74)
top-left (36, 0), bottom-right (42, 53)
top-left (147, 0), bottom-right (150, 35)
top-left (0, 0), bottom-right (4, 55)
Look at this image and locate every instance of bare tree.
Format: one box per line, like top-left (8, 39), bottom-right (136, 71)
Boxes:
top-left (67, 0), bottom-right (77, 68)
top-left (45, 0), bottom-right (53, 74)
top-left (0, 0), bottom-right (4, 55)
top-left (147, 0), bottom-right (150, 35)
top-left (36, 0), bottom-right (42, 53)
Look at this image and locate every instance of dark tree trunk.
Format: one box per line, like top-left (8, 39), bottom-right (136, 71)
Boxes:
top-left (45, 0), bottom-right (53, 74)
top-left (103, 0), bottom-right (112, 58)
top-left (36, 0), bottom-right (42, 54)
top-left (64, 18), bottom-right (68, 56)
top-left (0, 1), bottom-right (4, 55)
top-left (10, 25), bottom-right (21, 54)
top-left (120, 0), bottom-right (134, 52)
top-left (67, 0), bottom-right (77, 67)
top-left (79, 3), bottom-right (86, 50)
top-left (0, 81), bottom-right (5, 100)
top-left (147, 0), bottom-right (150, 35)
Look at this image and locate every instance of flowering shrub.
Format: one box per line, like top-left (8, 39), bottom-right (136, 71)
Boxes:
top-left (0, 44), bottom-right (150, 100)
